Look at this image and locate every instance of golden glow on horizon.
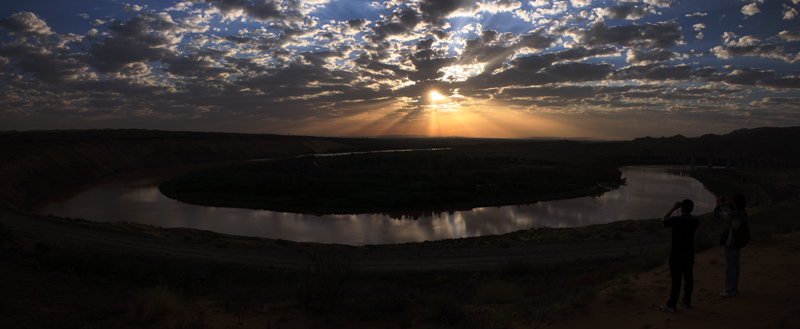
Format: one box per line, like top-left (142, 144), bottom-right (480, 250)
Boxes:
top-left (423, 102), bottom-right (567, 138)
top-left (268, 97), bottom-right (593, 139)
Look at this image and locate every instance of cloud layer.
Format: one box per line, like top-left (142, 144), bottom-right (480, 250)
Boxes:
top-left (1, 0), bottom-right (799, 139)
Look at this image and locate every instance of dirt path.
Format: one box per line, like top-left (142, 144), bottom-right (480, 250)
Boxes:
top-left (538, 231), bottom-right (800, 329)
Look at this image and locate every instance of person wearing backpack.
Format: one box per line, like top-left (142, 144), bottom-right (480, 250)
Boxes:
top-left (715, 194), bottom-right (749, 297)
top-left (659, 199), bottom-right (699, 312)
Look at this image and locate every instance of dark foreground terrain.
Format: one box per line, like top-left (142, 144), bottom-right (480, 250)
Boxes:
top-left (1, 128), bottom-right (800, 328)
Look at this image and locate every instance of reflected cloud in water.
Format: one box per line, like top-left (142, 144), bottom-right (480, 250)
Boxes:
top-left (34, 166), bottom-right (715, 245)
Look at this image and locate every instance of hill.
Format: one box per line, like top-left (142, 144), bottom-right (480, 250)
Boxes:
top-left (4, 127), bottom-right (798, 212)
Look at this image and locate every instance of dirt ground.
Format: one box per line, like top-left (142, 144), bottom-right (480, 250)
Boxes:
top-left (540, 231), bottom-right (800, 329)
top-left (3, 204), bottom-right (799, 328)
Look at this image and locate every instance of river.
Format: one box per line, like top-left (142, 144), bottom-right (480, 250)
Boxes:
top-left (32, 165), bottom-right (716, 245)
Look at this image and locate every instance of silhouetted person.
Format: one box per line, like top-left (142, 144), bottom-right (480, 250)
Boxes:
top-left (659, 199), bottom-right (699, 312)
top-left (715, 194), bottom-right (748, 297)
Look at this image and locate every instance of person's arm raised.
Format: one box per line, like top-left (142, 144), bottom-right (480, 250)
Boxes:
top-left (663, 201), bottom-right (682, 221)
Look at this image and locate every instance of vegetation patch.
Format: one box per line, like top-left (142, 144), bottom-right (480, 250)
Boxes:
top-left (160, 143), bottom-right (624, 214)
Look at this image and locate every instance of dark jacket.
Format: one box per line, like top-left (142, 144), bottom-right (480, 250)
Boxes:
top-left (663, 215), bottom-right (699, 256)
top-left (715, 208), bottom-right (748, 249)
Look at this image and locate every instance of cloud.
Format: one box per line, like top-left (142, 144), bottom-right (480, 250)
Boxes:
top-left (741, 3), bottom-right (760, 16)
top-left (419, 0), bottom-right (480, 26)
top-left (597, 5), bottom-right (657, 20)
top-left (0, 13), bottom-right (92, 82)
top-left (105, 12), bottom-right (181, 40)
top-left (517, 28), bottom-right (556, 49)
top-left (778, 30), bottom-right (800, 41)
top-left (17, 51), bottom-right (89, 82)
top-left (612, 63), bottom-right (692, 81)
top-left (77, 78), bottom-right (171, 97)
top-left (557, 21), bottom-right (683, 49)
top-left (124, 3), bottom-right (147, 13)
top-left (84, 11), bottom-right (229, 74)
top-left (498, 85), bottom-right (632, 100)
top-left (513, 0), bottom-right (570, 23)
top-left (529, 0), bottom-right (548, 7)
top-left (699, 66), bottom-right (800, 89)
top-left (692, 23), bottom-right (705, 40)
top-left (205, 0), bottom-right (303, 23)
top-left (570, 0), bottom-right (592, 7)
top-left (89, 35), bottom-right (175, 73)
top-left (685, 12), bottom-right (707, 20)
top-left (751, 97), bottom-right (800, 108)
top-left (545, 62), bottom-right (614, 81)
top-left (783, 5), bottom-right (798, 20)
top-left (54, 33), bottom-right (84, 48)
top-left (342, 18), bottom-right (368, 34)
top-left (722, 33), bottom-right (759, 47)
top-left (456, 28), bottom-right (555, 74)
top-left (479, 0), bottom-right (522, 13)
top-left (163, 50), bottom-right (237, 80)
top-left (626, 48), bottom-right (676, 65)
top-left (0, 12), bottom-right (53, 43)
top-left (711, 33), bottom-right (800, 63)
top-left (644, 0), bottom-right (675, 8)
top-left (366, 8), bottom-right (422, 43)
top-left (510, 46), bottom-right (617, 72)
top-left (1, 1), bottom-right (799, 137)
top-left (467, 61), bottom-right (615, 90)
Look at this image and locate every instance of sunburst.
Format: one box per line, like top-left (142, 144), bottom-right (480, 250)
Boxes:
top-left (430, 91), bottom-right (446, 101)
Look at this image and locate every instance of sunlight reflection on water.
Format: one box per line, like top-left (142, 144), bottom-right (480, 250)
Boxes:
top-left (33, 165), bottom-right (715, 245)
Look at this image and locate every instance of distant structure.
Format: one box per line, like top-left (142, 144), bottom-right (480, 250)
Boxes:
top-left (644, 149), bottom-right (800, 171)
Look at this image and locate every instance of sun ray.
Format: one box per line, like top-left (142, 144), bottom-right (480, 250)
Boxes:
top-left (430, 91), bottom-right (446, 101)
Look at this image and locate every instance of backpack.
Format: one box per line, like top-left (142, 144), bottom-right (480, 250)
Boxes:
top-left (734, 221), bottom-right (750, 248)
top-left (721, 220), bottom-right (750, 248)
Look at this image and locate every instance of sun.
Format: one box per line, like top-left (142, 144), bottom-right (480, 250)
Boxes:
top-left (429, 91), bottom-right (446, 101)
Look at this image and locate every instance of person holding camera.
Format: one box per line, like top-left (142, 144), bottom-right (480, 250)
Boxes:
top-left (715, 194), bottom-right (749, 297)
top-left (659, 199), bottom-right (699, 313)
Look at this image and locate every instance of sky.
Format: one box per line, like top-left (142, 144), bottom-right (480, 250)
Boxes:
top-left (1, 0), bottom-right (799, 140)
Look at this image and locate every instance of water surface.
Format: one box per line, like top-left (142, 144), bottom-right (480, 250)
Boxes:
top-left (33, 165), bottom-right (715, 245)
